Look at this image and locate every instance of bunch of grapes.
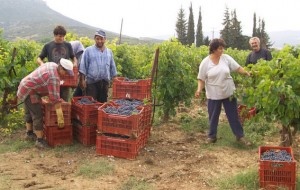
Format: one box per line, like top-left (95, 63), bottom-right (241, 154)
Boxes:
top-left (261, 149), bottom-right (293, 162)
top-left (124, 78), bottom-right (139, 82)
top-left (77, 97), bottom-right (97, 105)
top-left (103, 105), bottom-right (139, 116)
top-left (113, 99), bottom-right (143, 107)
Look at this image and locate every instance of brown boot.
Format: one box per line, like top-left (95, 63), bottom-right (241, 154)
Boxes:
top-left (237, 137), bottom-right (252, 146)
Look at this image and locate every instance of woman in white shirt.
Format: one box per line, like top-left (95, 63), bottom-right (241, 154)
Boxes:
top-left (195, 38), bottom-right (252, 146)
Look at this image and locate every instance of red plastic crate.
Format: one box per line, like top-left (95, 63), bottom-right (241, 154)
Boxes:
top-left (97, 103), bottom-right (144, 137)
top-left (110, 99), bottom-right (152, 128)
top-left (73, 122), bottom-right (97, 146)
top-left (42, 99), bottom-right (71, 126)
top-left (259, 146), bottom-right (296, 190)
top-left (71, 96), bottom-right (103, 126)
top-left (96, 133), bottom-right (144, 159)
top-left (141, 125), bottom-right (151, 148)
top-left (141, 104), bottom-right (152, 128)
top-left (43, 125), bottom-right (73, 147)
top-left (60, 66), bottom-right (78, 87)
top-left (238, 104), bottom-right (256, 123)
top-left (112, 77), bottom-right (151, 101)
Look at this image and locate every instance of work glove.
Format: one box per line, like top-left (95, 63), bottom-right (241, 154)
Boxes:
top-left (56, 107), bottom-right (64, 128)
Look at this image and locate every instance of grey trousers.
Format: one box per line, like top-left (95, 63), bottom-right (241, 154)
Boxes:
top-left (24, 96), bottom-right (43, 131)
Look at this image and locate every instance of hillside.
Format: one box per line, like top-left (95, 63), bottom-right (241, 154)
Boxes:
top-left (0, 0), bottom-right (161, 44)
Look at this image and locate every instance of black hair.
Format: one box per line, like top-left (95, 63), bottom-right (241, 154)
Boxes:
top-left (209, 38), bottom-right (226, 54)
top-left (53, 25), bottom-right (67, 36)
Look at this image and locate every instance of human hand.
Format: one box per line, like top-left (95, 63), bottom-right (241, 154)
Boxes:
top-left (195, 90), bottom-right (201, 98)
top-left (80, 79), bottom-right (86, 89)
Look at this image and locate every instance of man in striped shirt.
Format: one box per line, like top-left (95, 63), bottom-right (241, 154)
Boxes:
top-left (17, 58), bottom-right (74, 148)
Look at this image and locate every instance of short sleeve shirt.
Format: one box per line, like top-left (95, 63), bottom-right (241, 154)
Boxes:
top-left (38, 41), bottom-right (75, 64)
top-left (197, 54), bottom-right (240, 100)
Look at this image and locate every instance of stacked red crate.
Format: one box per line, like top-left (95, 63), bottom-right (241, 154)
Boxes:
top-left (71, 96), bottom-right (103, 145)
top-left (110, 99), bottom-right (152, 148)
top-left (96, 132), bottom-right (145, 160)
top-left (42, 99), bottom-right (73, 147)
top-left (97, 103), bottom-right (144, 137)
top-left (96, 77), bottom-right (153, 159)
top-left (112, 77), bottom-right (151, 100)
top-left (60, 66), bottom-right (78, 87)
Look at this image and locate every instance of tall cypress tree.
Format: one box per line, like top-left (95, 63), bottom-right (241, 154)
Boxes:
top-left (252, 13), bottom-right (257, 37)
top-left (260, 19), bottom-right (272, 48)
top-left (176, 7), bottom-right (187, 45)
top-left (195, 6), bottom-right (204, 47)
top-left (203, 36), bottom-right (210, 46)
top-left (230, 9), bottom-right (245, 49)
top-left (220, 7), bottom-right (232, 47)
top-left (187, 3), bottom-right (195, 46)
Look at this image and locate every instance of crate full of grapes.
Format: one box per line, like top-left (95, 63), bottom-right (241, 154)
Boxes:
top-left (112, 77), bottom-right (151, 101)
top-left (259, 146), bottom-right (296, 190)
top-left (110, 99), bottom-right (152, 128)
top-left (71, 96), bottom-right (103, 126)
top-left (97, 103), bottom-right (144, 137)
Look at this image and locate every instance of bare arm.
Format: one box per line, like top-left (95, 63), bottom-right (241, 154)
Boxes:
top-left (195, 79), bottom-right (205, 98)
top-left (36, 57), bottom-right (44, 66)
top-left (72, 57), bottom-right (78, 67)
top-left (237, 67), bottom-right (250, 76)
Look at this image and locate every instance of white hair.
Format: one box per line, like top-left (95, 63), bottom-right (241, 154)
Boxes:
top-left (249, 37), bottom-right (260, 44)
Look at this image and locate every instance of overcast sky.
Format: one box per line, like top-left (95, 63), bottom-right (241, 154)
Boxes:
top-left (45, 0), bottom-right (300, 39)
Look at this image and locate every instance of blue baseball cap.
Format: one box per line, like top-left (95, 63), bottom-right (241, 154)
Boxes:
top-left (95, 30), bottom-right (106, 38)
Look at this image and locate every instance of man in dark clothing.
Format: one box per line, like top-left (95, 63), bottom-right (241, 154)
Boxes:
top-left (245, 37), bottom-right (272, 66)
top-left (37, 25), bottom-right (77, 101)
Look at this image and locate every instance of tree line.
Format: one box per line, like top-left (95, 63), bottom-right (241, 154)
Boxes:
top-left (175, 3), bottom-right (272, 49)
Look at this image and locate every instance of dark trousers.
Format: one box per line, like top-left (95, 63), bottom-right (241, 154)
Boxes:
top-left (86, 80), bottom-right (109, 103)
top-left (60, 86), bottom-right (71, 102)
top-left (207, 97), bottom-right (244, 139)
top-left (24, 96), bottom-right (43, 131)
top-left (73, 85), bottom-right (83, 97)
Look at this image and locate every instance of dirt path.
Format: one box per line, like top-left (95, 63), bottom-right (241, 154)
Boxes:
top-left (0, 122), bottom-right (263, 190)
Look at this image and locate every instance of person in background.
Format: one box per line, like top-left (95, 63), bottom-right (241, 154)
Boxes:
top-left (79, 29), bottom-right (117, 103)
top-left (245, 37), bottom-right (272, 66)
top-left (195, 38), bottom-right (252, 146)
top-left (70, 40), bottom-right (85, 97)
top-left (36, 25), bottom-right (77, 101)
top-left (17, 58), bottom-right (74, 149)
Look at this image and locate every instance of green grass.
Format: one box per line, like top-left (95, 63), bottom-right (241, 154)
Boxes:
top-left (117, 177), bottom-right (154, 190)
top-left (0, 139), bottom-right (33, 154)
top-left (52, 142), bottom-right (83, 153)
top-left (179, 112), bottom-right (209, 133)
top-left (178, 110), bottom-right (276, 150)
top-left (213, 168), bottom-right (300, 190)
top-left (213, 168), bottom-right (259, 190)
top-left (76, 160), bottom-right (114, 179)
